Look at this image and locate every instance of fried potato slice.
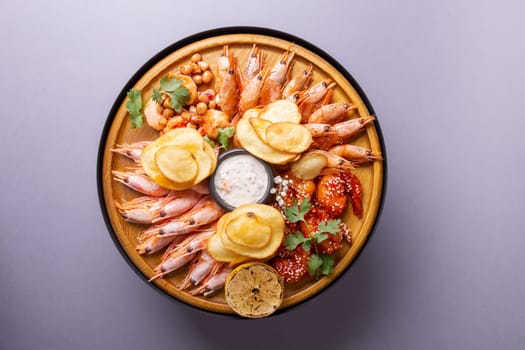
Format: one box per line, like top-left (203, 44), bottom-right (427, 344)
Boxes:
top-left (266, 122), bottom-right (312, 153)
top-left (258, 100), bottom-right (301, 124)
top-left (141, 128), bottom-right (214, 190)
top-left (155, 145), bottom-right (198, 184)
top-left (237, 109), bottom-right (298, 165)
top-left (225, 212), bottom-right (272, 248)
top-left (249, 117), bottom-right (272, 144)
top-left (191, 146), bottom-right (213, 184)
top-left (207, 234), bottom-right (247, 263)
top-left (219, 204), bottom-right (285, 259)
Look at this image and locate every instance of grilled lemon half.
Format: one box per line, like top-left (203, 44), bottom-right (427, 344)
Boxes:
top-left (225, 262), bottom-right (284, 318)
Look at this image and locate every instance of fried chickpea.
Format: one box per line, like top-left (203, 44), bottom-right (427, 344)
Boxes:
top-left (208, 100), bottom-right (217, 109)
top-left (191, 53), bottom-right (202, 63)
top-left (192, 74), bottom-right (203, 85)
top-left (162, 108), bottom-right (175, 118)
top-left (180, 64), bottom-right (192, 75)
top-left (196, 102), bottom-right (208, 115)
top-left (197, 61), bottom-right (209, 71)
top-left (202, 70), bottom-right (213, 84)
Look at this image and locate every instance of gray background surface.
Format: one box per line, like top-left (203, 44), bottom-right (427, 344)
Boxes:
top-left (1, 0), bottom-right (524, 349)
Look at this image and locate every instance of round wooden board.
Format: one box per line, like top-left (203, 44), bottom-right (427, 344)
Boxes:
top-left (99, 29), bottom-right (385, 315)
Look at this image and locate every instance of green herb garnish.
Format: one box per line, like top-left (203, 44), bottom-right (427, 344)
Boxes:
top-left (282, 199), bottom-right (341, 278)
top-left (217, 126), bottom-right (235, 150)
top-left (158, 76), bottom-right (190, 113)
top-left (125, 89), bottom-right (143, 128)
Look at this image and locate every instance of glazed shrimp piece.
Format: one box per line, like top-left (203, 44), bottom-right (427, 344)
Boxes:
top-left (115, 193), bottom-right (174, 224)
top-left (282, 64), bottom-right (313, 98)
top-left (308, 102), bottom-right (355, 124)
top-left (136, 233), bottom-right (186, 255)
top-left (112, 170), bottom-right (170, 197)
top-left (144, 99), bottom-right (168, 131)
top-left (179, 250), bottom-right (217, 290)
top-left (240, 44), bottom-right (264, 88)
top-left (215, 46), bottom-right (239, 118)
top-left (297, 80), bottom-right (336, 121)
top-left (143, 197), bottom-right (224, 237)
top-left (111, 141), bottom-right (151, 163)
top-left (149, 229), bottom-right (215, 281)
top-left (152, 189), bottom-right (202, 223)
top-left (259, 50), bottom-right (295, 105)
top-left (316, 169), bottom-right (363, 218)
top-left (238, 68), bottom-right (267, 114)
top-left (329, 144), bottom-right (382, 164)
top-left (190, 264), bottom-right (232, 297)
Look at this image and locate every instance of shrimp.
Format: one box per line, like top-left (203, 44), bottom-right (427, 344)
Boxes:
top-left (259, 50), bottom-right (295, 105)
top-left (297, 80), bottom-right (336, 121)
top-left (115, 193), bottom-right (173, 224)
top-left (301, 150), bottom-right (356, 171)
top-left (316, 169), bottom-right (362, 218)
top-left (143, 197), bottom-right (224, 237)
top-left (144, 99), bottom-right (167, 131)
top-left (136, 233), bottom-right (185, 255)
top-left (282, 64), bottom-right (313, 98)
top-left (191, 181), bottom-right (210, 195)
top-left (215, 46), bottom-right (239, 118)
top-left (240, 44), bottom-right (264, 88)
top-left (305, 115), bottom-right (376, 149)
top-left (149, 228), bottom-right (215, 281)
top-left (190, 264), bottom-right (232, 297)
top-left (112, 170), bottom-right (170, 197)
top-left (152, 189), bottom-right (202, 223)
top-left (179, 250), bottom-right (218, 290)
top-left (329, 144), bottom-right (382, 164)
top-left (111, 141), bottom-right (151, 163)
top-left (308, 102), bottom-right (355, 124)
top-left (238, 68), bottom-right (267, 114)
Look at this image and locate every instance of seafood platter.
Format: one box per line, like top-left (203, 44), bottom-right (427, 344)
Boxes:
top-left (98, 28), bottom-right (385, 318)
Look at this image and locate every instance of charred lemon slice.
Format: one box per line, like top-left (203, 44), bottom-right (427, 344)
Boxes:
top-left (225, 262), bottom-right (284, 318)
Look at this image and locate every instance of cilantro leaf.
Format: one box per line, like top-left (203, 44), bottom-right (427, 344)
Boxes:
top-left (320, 255), bottom-right (334, 275)
top-left (302, 239), bottom-right (312, 253)
top-left (152, 87), bottom-right (162, 103)
top-left (217, 126), bottom-right (235, 150)
top-left (313, 232), bottom-right (329, 244)
top-left (308, 254), bottom-right (323, 276)
top-left (125, 89), bottom-right (143, 128)
top-left (317, 219), bottom-right (341, 235)
top-left (203, 135), bottom-right (216, 147)
top-left (282, 198), bottom-right (312, 223)
top-left (160, 76), bottom-right (182, 92)
top-left (284, 231), bottom-right (307, 250)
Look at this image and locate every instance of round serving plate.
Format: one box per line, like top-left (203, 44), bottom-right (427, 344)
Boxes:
top-left (97, 27), bottom-right (386, 316)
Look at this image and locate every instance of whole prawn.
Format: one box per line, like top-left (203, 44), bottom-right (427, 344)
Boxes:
top-left (215, 46), bottom-right (239, 118)
top-left (259, 50), bottom-right (294, 105)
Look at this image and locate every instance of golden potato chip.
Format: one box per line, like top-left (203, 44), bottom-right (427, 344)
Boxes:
top-left (265, 122), bottom-right (313, 153)
top-left (225, 212), bottom-right (272, 248)
top-left (249, 117), bottom-right (272, 144)
top-left (290, 152), bottom-right (329, 180)
top-left (155, 145), bottom-right (198, 184)
top-left (237, 110), bottom-right (298, 165)
top-left (258, 100), bottom-right (301, 124)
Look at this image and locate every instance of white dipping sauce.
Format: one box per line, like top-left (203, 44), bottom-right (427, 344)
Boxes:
top-left (213, 154), bottom-right (269, 207)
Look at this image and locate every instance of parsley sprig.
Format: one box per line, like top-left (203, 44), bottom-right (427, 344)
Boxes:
top-left (217, 127), bottom-right (235, 150)
top-left (125, 89), bottom-right (144, 128)
top-left (282, 198), bottom-right (341, 279)
top-left (157, 76), bottom-right (190, 113)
